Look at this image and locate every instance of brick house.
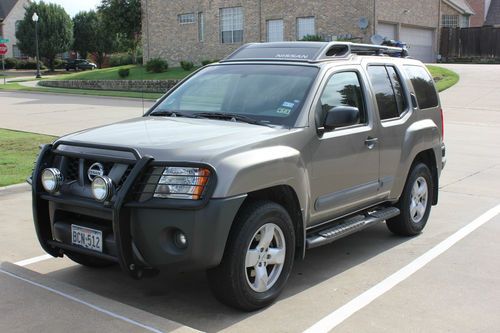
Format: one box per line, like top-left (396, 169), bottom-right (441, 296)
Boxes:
top-left (0, 0), bottom-right (29, 59)
top-left (142, 0), bottom-right (442, 65)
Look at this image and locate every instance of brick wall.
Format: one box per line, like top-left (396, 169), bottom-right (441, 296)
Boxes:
top-left (39, 80), bottom-right (179, 93)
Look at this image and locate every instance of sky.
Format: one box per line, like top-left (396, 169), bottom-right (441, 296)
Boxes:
top-left (45, 0), bottom-right (101, 17)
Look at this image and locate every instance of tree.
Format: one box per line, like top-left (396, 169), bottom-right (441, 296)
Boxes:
top-left (98, 0), bottom-right (141, 61)
top-left (16, 1), bottom-right (73, 71)
top-left (73, 11), bottom-right (98, 59)
top-left (94, 14), bottom-right (116, 68)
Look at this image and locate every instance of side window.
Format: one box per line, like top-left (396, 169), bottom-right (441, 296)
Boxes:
top-left (319, 71), bottom-right (367, 125)
top-left (404, 65), bottom-right (439, 109)
top-left (367, 66), bottom-right (399, 120)
top-left (386, 66), bottom-right (408, 114)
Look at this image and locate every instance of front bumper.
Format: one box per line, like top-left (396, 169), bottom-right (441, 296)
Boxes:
top-left (32, 143), bottom-right (245, 278)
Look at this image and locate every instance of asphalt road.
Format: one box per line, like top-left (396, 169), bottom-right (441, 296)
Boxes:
top-left (1, 64), bottom-right (499, 332)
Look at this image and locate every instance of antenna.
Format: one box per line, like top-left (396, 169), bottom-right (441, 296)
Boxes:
top-left (370, 34), bottom-right (385, 45)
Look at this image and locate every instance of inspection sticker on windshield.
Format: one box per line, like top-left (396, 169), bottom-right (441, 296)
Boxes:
top-left (277, 101), bottom-right (295, 115)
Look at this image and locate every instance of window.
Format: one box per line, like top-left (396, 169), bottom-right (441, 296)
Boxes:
top-left (461, 15), bottom-right (470, 28)
top-left (367, 66), bottom-right (402, 120)
top-left (267, 19), bottom-right (284, 42)
top-left (15, 20), bottom-right (21, 33)
top-left (404, 65), bottom-right (439, 110)
top-left (178, 13), bottom-right (195, 24)
top-left (220, 7), bottom-right (243, 44)
top-left (13, 45), bottom-right (24, 59)
top-left (442, 15), bottom-right (459, 28)
top-left (386, 66), bottom-right (408, 114)
top-left (198, 12), bottom-right (205, 42)
top-left (297, 17), bottom-right (315, 40)
top-left (319, 72), bottom-right (367, 125)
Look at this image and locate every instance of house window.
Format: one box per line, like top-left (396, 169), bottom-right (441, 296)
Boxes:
top-left (460, 15), bottom-right (470, 27)
top-left (442, 15), bottom-right (459, 28)
top-left (297, 17), bottom-right (315, 40)
top-left (15, 20), bottom-right (22, 33)
top-left (267, 19), bottom-right (284, 42)
top-left (178, 13), bottom-right (195, 24)
top-left (198, 12), bottom-right (205, 42)
top-left (220, 7), bottom-right (243, 44)
top-left (13, 45), bottom-right (24, 59)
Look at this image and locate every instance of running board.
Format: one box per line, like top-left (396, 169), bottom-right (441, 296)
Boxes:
top-left (306, 207), bottom-right (400, 249)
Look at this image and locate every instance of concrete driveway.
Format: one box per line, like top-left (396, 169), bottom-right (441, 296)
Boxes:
top-left (1, 64), bottom-right (500, 332)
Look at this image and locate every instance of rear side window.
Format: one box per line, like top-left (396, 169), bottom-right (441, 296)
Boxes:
top-left (367, 66), bottom-right (403, 120)
top-left (404, 65), bottom-right (439, 109)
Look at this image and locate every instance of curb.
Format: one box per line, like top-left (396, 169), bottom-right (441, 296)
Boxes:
top-left (0, 262), bottom-right (201, 333)
top-left (0, 183), bottom-right (31, 196)
top-left (0, 88), bottom-right (158, 102)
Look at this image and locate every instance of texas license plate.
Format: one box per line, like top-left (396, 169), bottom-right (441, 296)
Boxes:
top-left (71, 225), bottom-right (103, 252)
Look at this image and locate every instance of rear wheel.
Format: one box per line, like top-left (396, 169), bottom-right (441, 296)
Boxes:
top-left (386, 163), bottom-right (433, 236)
top-left (65, 251), bottom-right (115, 268)
top-left (207, 200), bottom-right (295, 311)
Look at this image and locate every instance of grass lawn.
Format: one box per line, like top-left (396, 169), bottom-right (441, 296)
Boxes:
top-left (0, 81), bottom-right (162, 99)
top-left (427, 65), bottom-right (459, 92)
top-left (0, 129), bottom-right (56, 187)
top-left (56, 65), bottom-right (197, 81)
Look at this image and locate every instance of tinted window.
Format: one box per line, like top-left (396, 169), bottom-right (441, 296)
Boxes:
top-left (319, 72), bottom-right (366, 125)
top-left (404, 65), bottom-right (439, 109)
top-left (386, 66), bottom-right (408, 114)
top-left (367, 66), bottom-right (399, 120)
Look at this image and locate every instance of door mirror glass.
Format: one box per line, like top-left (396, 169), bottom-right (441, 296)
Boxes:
top-left (324, 106), bottom-right (360, 130)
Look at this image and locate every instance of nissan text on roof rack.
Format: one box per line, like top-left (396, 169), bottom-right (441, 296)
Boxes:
top-left (32, 42), bottom-right (446, 311)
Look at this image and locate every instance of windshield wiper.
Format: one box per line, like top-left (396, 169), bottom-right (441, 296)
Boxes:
top-left (149, 110), bottom-right (201, 118)
top-left (193, 112), bottom-right (273, 127)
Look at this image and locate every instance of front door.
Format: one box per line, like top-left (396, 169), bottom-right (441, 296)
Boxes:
top-left (309, 68), bottom-right (380, 225)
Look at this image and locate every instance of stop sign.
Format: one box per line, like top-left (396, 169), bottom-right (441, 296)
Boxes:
top-left (0, 43), bottom-right (7, 56)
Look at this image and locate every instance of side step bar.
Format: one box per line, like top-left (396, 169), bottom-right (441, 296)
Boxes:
top-left (306, 207), bottom-right (400, 249)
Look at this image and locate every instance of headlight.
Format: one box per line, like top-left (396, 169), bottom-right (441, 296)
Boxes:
top-left (154, 167), bottom-right (211, 200)
top-left (91, 176), bottom-right (114, 202)
top-left (41, 168), bottom-right (63, 193)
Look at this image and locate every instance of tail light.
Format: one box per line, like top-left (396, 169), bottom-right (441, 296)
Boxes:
top-left (439, 107), bottom-right (444, 140)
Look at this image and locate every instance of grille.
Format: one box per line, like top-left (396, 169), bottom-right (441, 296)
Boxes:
top-left (65, 157), bottom-right (80, 181)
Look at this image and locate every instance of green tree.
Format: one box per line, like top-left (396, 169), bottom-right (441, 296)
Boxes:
top-left (98, 0), bottom-right (141, 61)
top-left (94, 14), bottom-right (116, 68)
top-left (15, 1), bottom-right (73, 71)
top-left (73, 10), bottom-right (98, 59)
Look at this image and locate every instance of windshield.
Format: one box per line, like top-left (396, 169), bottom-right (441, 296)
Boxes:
top-left (151, 64), bottom-right (319, 126)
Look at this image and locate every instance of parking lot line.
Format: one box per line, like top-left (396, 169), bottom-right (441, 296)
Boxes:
top-left (304, 203), bottom-right (500, 333)
top-left (0, 267), bottom-right (166, 333)
top-left (14, 254), bottom-right (53, 267)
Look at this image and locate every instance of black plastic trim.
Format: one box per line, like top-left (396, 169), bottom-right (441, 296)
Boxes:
top-left (47, 240), bottom-right (119, 263)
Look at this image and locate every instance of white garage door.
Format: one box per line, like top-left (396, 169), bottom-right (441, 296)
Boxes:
top-left (377, 23), bottom-right (396, 40)
top-left (400, 26), bottom-right (435, 63)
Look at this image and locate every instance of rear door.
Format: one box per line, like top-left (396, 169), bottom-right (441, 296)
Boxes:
top-left (309, 66), bottom-right (381, 224)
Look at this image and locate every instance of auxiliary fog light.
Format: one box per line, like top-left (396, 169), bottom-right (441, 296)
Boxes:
top-left (174, 230), bottom-right (188, 249)
top-left (91, 176), bottom-right (114, 202)
top-left (41, 168), bottom-right (63, 193)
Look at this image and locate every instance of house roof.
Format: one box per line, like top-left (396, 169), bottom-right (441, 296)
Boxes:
top-left (0, 0), bottom-right (18, 20)
top-left (485, 0), bottom-right (500, 26)
top-left (443, 0), bottom-right (476, 15)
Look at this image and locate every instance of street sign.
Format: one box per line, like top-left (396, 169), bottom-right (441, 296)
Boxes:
top-left (0, 43), bottom-right (7, 56)
top-left (0, 39), bottom-right (9, 43)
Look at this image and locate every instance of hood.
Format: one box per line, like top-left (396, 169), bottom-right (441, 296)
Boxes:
top-left (60, 116), bottom-right (293, 162)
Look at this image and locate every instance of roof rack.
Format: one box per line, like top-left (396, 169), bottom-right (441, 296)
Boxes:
top-left (221, 42), bottom-right (408, 63)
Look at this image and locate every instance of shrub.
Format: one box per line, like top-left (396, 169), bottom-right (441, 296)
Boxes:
top-left (180, 60), bottom-right (194, 71)
top-left (146, 58), bottom-right (168, 73)
top-left (300, 34), bottom-right (324, 41)
top-left (109, 53), bottom-right (134, 67)
top-left (15, 60), bottom-right (46, 70)
top-left (118, 68), bottom-right (130, 78)
top-left (4, 57), bottom-right (18, 69)
top-left (53, 58), bottom-right (67, 69)
top-left (201, 59), bottom-right (218, 66)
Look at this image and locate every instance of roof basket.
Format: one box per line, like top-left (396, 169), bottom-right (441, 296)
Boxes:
top-left (221, 42), bottom-right (408, 63)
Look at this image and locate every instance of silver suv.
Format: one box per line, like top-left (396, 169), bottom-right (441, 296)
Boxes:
top-left (32, 42), bottom-right (446, 311)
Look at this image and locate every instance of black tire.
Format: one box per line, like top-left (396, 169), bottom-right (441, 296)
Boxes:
top-left (207, 200), bottom-right (295, 311)
top-left (387, 162), bottom-right (434, 236)
top-left (65, 251), bottom-right (115, 268)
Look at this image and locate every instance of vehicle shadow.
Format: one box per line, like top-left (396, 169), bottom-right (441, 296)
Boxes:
top-left (45, 223), bottom-right (412, 332)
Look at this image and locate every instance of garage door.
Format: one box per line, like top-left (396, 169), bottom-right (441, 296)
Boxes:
top-left (377, 23), bottom-right (396, 40)
top-left (400, 26), bottom-right (435, 63)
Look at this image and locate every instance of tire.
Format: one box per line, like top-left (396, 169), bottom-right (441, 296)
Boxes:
top-left (207, 200), bottom-right (295, 311)
top-left (386, 162), bottom-right (434, 236)
top-left (65, 251), bottom-right (115, 268)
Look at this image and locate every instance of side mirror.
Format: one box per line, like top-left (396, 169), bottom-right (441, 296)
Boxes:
top-left (323, 106), bottom-right (360, 131)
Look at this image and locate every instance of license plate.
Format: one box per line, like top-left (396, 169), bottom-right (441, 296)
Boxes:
top-left (71, 225), bottom-right (103, 252)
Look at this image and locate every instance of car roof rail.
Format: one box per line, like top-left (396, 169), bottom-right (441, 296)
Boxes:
top-left (221, 42), bottom-right (407, 63)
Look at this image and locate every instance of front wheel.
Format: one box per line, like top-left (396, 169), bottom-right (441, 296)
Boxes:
top-left (386, 162), bottom-right (434, 236)
top-left (207, 200), bottom-right (295, 311)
